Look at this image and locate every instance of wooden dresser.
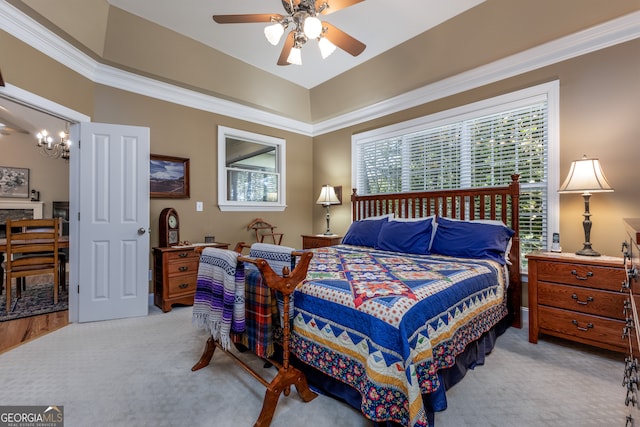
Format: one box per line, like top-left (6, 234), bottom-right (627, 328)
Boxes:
top-left (527, 251), bottom-right (627, 352)
top-left (301, 234), bottom-right (342, 249)
top-left (622, 219), bottom-right (640, 423)
top-left (153, 242), bottom-right (229, 312)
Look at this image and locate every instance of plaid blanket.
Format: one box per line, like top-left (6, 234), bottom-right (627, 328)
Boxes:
top-left (238, 243), bottom-right (296, 358)
top-left (192, 247), bottom-right (245, 351)
top-left (239, 269), bottom-right (277, 358)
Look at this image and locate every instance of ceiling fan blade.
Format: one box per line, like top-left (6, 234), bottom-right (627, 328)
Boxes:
top-left (318, 0), bottom-right (365, 15)
top-left (212, 14), bottom-right (282, 24)
top-left (277, 31), bottom-right (295, 66)
top-left (322, 22), bottom-right (366, 56)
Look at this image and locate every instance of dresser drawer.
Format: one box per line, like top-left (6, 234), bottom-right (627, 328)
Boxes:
top-left (166, 275), bottom-right (197, 297)
top-left (537, 281), bottom-right (626, 320)
top-left (166, 258), bottom-right (199, 276)
top-left (536, 261), bottom-right (625, 291)
top-left (166, 249), bottom-right (199, 261)
top-left (538, 305), bottom-right (626, 350)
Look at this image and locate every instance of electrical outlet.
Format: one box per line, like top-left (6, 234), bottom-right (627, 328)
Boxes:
top-left (196, 201), bottom-right (203, 212)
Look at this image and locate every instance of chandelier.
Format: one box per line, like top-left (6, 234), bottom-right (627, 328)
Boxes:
top-left (35, 127), bottom-right (70, 159)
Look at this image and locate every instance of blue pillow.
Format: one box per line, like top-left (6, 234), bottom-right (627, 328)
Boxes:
top-left (376, 218), bottom-right (433, 254)
top-left (342, 217), bottom-right (388, 247)
top-left (430, 217), bottom-right (515, 265)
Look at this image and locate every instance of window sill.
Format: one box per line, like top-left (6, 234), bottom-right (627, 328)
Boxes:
top-left (218, 203), bottom-right (286, 212)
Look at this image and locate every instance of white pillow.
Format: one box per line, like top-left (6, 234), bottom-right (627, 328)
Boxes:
top-left (391, 215), bottom-right (435, 222)
top-left (363, 213), bottom-right (394, 221)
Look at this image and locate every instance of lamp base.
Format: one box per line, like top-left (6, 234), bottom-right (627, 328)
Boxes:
top-left (575, 245), bottom-right (600, 257)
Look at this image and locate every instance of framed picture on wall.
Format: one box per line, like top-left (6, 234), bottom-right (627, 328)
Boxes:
top-left (0, 166), bottom-right (29, 198)
top-left (150, 154), bottom-right (190, 198)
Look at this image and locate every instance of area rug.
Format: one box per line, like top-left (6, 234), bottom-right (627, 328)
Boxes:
top-left (0, 281), bottom-right (68, 322)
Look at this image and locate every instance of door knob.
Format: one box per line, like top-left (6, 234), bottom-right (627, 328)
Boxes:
top-left (138, 227), bottom-right (146, 235)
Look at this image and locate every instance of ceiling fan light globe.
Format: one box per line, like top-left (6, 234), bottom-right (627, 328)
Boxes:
top-left (303, 16), bottom-right (322, 39)
top-left (264, 23), bottom-right (284, 45)
top-left (287, 47), bottom-right (302, 65)
top-left (318, 37), bottom-right (336, 59)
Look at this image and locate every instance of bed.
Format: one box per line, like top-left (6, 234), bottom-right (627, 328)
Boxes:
top-left (192, 175), bottom-right (521, 427)
top-left (289, 175), bottom-right (522, 427)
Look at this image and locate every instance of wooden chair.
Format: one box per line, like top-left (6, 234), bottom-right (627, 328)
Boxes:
top-left (4, 218), bottom-right (60, 313)
top-left (247, 218), bottom-right (284, 245)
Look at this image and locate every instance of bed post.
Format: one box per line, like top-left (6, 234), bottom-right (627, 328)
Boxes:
top-left (508, 174), bottom-right (521, 328)
top-left (351, 188), bottom-right (358, 221)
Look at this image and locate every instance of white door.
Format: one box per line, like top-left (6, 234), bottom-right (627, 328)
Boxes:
top-left (69, 122), bottom-right (150, 322)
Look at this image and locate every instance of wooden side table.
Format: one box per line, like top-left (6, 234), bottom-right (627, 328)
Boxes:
top-left (301, 234), bottom-right (342, 249)
top-left (153, 242), bottom-right (229, 312)
top-left (527, 251), bottom-right (628, 352)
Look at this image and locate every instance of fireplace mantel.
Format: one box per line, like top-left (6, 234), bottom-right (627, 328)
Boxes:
top-left (0, 200), bottom-right (44, 223)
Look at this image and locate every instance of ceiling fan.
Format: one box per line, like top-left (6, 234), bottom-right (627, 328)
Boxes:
top-left (213, 0), bottom-right (366, 66)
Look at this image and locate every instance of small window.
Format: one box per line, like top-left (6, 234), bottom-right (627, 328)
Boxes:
top-left (218, 126), bottom-right (286, 212)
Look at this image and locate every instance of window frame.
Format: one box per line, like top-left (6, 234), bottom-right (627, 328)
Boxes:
top-left (218, 126), bottom-right (286, 212)
top-left (351, 81), bottom-right (560, 272)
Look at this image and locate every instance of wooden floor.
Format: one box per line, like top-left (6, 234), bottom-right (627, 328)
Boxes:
top-left (0, 310), bottom-right (69, 354)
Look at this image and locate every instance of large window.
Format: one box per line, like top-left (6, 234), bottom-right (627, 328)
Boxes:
top-left (218, 126), bottom-right (286, 211)
top-left (352, 82), bottom-right (559, 271)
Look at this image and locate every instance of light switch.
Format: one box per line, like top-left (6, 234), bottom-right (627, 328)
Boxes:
top-left (196, 201), bottom-right (203, 212)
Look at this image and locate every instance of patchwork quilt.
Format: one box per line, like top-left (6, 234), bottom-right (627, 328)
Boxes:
top-left (291, 244), bottom-right (508, 427)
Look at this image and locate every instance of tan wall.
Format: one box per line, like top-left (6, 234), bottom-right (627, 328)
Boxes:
top-left (101, 7), bottom-right (312, 123)
top-left (90, 85), bottom-right (314, 250)
top-left (309, 0), bottom-right (638, 122)
top-left (313, 40), bottom-right (640, 260)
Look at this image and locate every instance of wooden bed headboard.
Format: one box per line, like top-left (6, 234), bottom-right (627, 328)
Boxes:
top-left (351, 174), bottom-right (522, 328)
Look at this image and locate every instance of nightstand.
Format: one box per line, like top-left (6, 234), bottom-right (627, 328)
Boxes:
top-left (153, 242), bottom-right (229, 312)
top-left (301, 234), bottom-right (342, 249)
top-left (527, 251), bottom-right (628, 352)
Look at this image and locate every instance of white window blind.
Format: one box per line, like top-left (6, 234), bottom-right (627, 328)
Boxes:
top-left (353, 84), bottom-right (559, 271)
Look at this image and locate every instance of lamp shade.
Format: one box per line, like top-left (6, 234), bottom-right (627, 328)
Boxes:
top-left (316, 185), bottom-right (340, 205)
top-left (287, 46), bottom-right (302, 65)
top-left (318, 37), bottom-right (336, 59)
top-left (264, 23), bottom-right (284, 46)
top-left (558, 156), bottom-right (613, 194)
top-left (303, 16), bottom-right (322, 39)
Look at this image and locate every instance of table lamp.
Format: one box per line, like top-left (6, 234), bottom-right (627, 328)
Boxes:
top-left (558, 155), bottom-right (613, 256)
top-left (316, 185), bottom-right (340, 235)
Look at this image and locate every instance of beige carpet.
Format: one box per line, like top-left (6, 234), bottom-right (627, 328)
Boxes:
top-left (0, 305), bottom-right (630, 426)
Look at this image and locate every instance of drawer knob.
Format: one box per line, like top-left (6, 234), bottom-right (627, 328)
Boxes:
top-left (570, 269), bottom-right (593, 280)
top-left (571, 319), bottom-right (593, 332)
top-left (179, 252), bottom-right (189, 257)
top-left (179, 266), bottom-right (188, 272)
top-left (179, 283), bottom-right (189, 289)
top-left (571, 293), bottom-right (593, 305)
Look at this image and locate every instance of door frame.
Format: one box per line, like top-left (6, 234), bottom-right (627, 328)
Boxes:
top-left (0, 83), bottom-right (90, 322)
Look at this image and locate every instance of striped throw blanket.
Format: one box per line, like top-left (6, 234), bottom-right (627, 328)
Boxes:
top-left (192, 247), bottom-right (245, 351)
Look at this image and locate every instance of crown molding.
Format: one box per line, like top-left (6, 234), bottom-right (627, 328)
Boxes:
top-left (1, 1), bottom-right (638, 137)
top-left (312, 10), bottom-right (640, 135)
